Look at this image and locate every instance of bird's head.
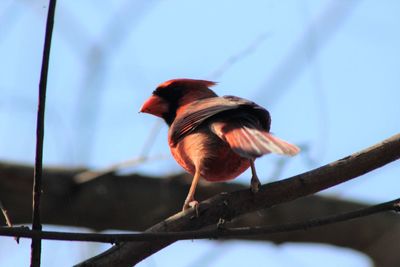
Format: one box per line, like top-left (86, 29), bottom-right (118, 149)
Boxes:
top-left (140, 78), bottom-right (218, 125)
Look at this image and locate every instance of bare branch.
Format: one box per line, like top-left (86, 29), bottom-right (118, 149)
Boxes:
top-left (77, 133), bottom-right (400, 266)
top-left (0, 163), bottom-right (399, 265)
top-left (31, 0), bottom-right (57, 266)
top-left (208, 32), bottom-right (269, 80)
top-left (0, 201), bottom-right (13, 228)
top-left (255, 0), bottom-right (361, 106)
top-left (0, 198), bottom-right (398, 244)
top-left (74, 154), bottom-right (168, 184)
top-left (0, 200), bottom-right (18, 243)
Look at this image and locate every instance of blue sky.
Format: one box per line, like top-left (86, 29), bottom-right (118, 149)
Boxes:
top-left (0, 0), bottom-right (399, 266)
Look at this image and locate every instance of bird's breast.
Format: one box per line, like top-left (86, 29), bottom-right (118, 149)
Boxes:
top-left (168, 127), bottom-right (250, 182)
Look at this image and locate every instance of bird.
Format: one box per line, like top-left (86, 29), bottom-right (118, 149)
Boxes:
top-left (140, 78), bottom-right (300, 211)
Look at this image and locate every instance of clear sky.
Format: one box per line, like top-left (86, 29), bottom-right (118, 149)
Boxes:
top-left (0, 0), bottom-right (399, 266)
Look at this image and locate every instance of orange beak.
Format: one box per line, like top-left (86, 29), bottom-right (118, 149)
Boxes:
top-left (139, 95), bottom-right (168, 118)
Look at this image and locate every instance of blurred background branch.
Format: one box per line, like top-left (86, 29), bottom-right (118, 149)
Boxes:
top-left (1, 131), bottom-right (400, 266)
top-left (0, 161), bottom-right (399, 267)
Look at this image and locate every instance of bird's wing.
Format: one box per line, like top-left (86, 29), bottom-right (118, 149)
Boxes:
top-left (169, 96), bottom-right (270, 145)
top-left (170, 96), bottom-right (299, 158)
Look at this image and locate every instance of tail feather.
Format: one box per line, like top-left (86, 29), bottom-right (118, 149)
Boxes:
top-left (212, 122), bottom-right (300, 158)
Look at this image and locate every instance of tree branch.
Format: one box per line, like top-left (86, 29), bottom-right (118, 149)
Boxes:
top-left (31, 0), bottom-right (57, 266)
top-left (0, 201), bottom-right (13, 228)
top-left (0, 200), bottom-right (17, 243)
top-left (1, 134), bottom-right (399, 266)
top-left (0, 198), bottom-right (398, 243)
top-left (76, 133), bottom-right (400, 266)
top-left (0, 153), bottom-right (399, 264)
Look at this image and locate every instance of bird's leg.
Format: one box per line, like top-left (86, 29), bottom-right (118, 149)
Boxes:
top-left (183, 170), bottom-right (201, 211)
top-left (250, 159), bottom-right (261, 193)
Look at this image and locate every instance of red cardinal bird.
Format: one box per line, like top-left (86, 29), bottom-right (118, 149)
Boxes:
top-left (140, 79), bottom-right (300, 210)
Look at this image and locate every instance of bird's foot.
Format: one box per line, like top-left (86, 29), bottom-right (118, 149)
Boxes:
top-left (182, 199), bottom-right (199, 211)
top-left (250, 175), bottom-right (261, 193)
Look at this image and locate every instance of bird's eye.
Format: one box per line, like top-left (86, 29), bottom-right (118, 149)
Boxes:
top-left (152, 87), bottom-right (165, 96)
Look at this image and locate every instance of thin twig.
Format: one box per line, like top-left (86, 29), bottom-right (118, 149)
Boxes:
top-left (139, 120), bottom-right (163, 157)
top-left (74, 154), bottom-right (168, 183)
top-left (0, 198), bottom-right (398, 243)
top-left (0, 201), bottom-right (13, 228)
top-left (208, 32), bottom-right (270, 80)
top-left (255, 0), bottom-right (361, 106)
top-left (31, 0), bottom-right (57, 266)
top-left (0, 200), bottom-right (18, 243)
